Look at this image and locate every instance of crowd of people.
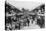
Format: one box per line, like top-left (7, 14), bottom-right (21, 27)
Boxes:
top-left (5, 2), bottom-right (45, 30)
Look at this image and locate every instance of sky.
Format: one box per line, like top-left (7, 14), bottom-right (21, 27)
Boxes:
top-left (6, 0), bottom-right (44, 11)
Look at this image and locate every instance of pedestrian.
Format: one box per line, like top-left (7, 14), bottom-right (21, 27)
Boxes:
top-left (27, 18), bottom-right (30, 26)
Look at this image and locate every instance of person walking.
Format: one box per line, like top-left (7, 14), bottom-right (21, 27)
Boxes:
top-left (27, 18), bottom-right (30, 26)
